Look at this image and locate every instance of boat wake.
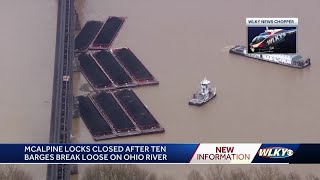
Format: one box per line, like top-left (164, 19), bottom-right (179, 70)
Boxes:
top-left (221, 45), bottom-right (235, 53)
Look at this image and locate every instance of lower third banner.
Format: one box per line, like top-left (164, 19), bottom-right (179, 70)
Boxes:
top-left (0, 144), bottom-right (320, 164)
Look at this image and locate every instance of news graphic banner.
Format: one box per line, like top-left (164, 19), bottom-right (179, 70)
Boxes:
top-left (0, 144), bottom-right (320, 164)
top-left (246, 18), bottom-right (298, 54)
top-left (246, 18), bottom-right (298, 27)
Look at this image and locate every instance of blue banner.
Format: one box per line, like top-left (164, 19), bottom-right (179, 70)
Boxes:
top-left (0, 144), bottom-right (320, 164)
top-left (0, 144), bottom-right (198, 163)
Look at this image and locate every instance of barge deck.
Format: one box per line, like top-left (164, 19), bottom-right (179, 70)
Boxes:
top-left (112, 47), bottom-right (159, 86)
top-left (93, 50), bottom-right (137, 88)
top-left (114, 89), bottom-right (164, 133)
top-left (78, 90), bottom-right (164, 140)
top-left (78, 96), bottom-right (116, 140)
top-left (91, 92), bottom-right (140, 136)
top-left (78, 53), bottom-right (115, 90)
top-left (79, 49), bottom-right (158, 91)
top-left (75, 21), bottom-right (103, 53)
top-left (91, 16), bottom-right (126, 50)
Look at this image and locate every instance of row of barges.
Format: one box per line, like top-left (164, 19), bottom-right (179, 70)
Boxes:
top-left (79, 48), bottom-right (158, 91)
top-left (74, 16), bottom-right (163, 141)
top-left (78, 90), bottom-right (164, 141)
top-left (75, 17), bottom-right (126, 52)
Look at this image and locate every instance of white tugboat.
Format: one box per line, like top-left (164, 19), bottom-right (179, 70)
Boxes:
top-left (189, 78), bottom-right (217, 106)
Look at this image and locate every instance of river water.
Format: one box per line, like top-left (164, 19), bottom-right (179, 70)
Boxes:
top-left (0, 0), bottom-right (57, 179)
top-left (0, 0), bottom-right (319, 179)
top-left (73, 0), bottom-right (320, 179)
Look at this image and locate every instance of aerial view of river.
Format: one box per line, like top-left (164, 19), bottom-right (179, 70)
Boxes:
top-left (0, 0), bottom-right (319, 179)
top-left (73, 0), bottom-right (320, 179)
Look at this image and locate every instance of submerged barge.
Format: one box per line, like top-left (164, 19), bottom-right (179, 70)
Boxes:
top-left (229, 45), bottom-right (311, 68)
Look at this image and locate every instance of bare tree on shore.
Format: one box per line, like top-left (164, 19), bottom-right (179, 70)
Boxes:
top-left (204, 166), bottom-right (310, 180)
top-left (82, 164), bottom-right (156, 180)
top-left (206, 165), bottom-right (226, 180)
top-left (287, 171), bottom-right (301, 180)
top-left (252, 165), bottom-right (283, 180)
top-left (82, 164), bottom-right (320, 180)
top-left (188, 170), bottom-right (205, 180)
top-left (306, 174), bottom-right (320, 180)
top-left (227, 168), bottom-right (251, 180)
top-left (159, 175), bottom-right (176, 180)
top-left (0, 165), bottom-right (32, 180)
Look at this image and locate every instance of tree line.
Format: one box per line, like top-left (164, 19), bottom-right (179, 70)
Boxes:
top-left (1, 164), bottom-right (320, 180)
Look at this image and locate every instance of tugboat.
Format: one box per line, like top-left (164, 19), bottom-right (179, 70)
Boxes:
top-left (189, 78), bottom-right (217, 106)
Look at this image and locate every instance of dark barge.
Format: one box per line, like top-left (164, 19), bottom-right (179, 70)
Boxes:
top-left (90, 92), bottom-right (140, 136)
top-left (79, 49), bottom-right (158, 91)
top-left (78, 96), bottom-right (116, 140)
top-left (93, 50), bottom-right (137, 88)
top-left (77, 90), bottom-right (164, 140)
top-left (229, 45), bottom-right (311, 68)
top-left (114, 89), bottom-right (164, 134)
top-left (75, 21), bottom-right (103, 53)
top-left (112, 47), bottom-right (159, 86)
top-left (91, 16), bottom-right (126, 50)
top-left (78, 53), bottom-right (115, 90)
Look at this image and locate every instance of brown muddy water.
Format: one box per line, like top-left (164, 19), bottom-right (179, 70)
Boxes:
top-left (73, 0), bottom-right (320, 179)
top-left (0, 0), bottom-right (57, 179)
top-left (0, 0), bottom-right (319, 179)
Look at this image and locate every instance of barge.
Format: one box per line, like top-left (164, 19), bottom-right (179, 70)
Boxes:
top-left (79, 50), bottom-right (159, 91)
top-left (93, 50), bottom-right (137, 88)
top-left (189, 78), bottom-right (216, 106)
top-left (111, 47), bottom-right (159, 86)
top-left (90, 92), bottom-right (140, 137)
top-left (75, 21), bottom-right (103, 53)
top-left (78, 96), bottom-right (116, 140)
top-left (114, 89), bottom-right (164, 134)
top-left (78, 90), bottom-right (164, 141)
top-left (78, 53), bottom-right (115, 90)
top-left (229, 45), bottom-right (311, 68)
top-left (91, 16), bottom-right (126, 50)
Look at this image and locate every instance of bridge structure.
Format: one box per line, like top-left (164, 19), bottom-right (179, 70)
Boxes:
top-left (47, 0), bottom-right (75, 179)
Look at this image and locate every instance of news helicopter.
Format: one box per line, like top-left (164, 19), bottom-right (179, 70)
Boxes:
top-left (249, 27), bottom-right (296, 53)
